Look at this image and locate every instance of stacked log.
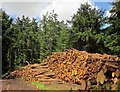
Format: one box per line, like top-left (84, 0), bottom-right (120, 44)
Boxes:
top-left (6, 64), bottom-right (63, 84)
top-left (42, 49), bottom-right (120, 90)
top-left (5, 49), bottom-right (120, 90)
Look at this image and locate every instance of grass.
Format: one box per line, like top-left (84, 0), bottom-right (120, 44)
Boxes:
top-left (31, 81), bottom-right (74, 91)
top-left (32, 81), bottom-right (46, 90)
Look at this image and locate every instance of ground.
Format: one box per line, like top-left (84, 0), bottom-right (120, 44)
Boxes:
top-left (1, 79), bottom-right (37, 90)
top-left (1, 63), bottom-right (82, 91)
top-left (1, 78), bottom-right (81, 91)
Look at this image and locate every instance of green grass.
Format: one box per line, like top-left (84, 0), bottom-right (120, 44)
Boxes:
top-left (32, 81), bottom-right (46, 90)
top-left (31, 81), bottom-right (74, 91)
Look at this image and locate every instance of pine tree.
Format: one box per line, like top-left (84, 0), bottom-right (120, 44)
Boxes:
top-left (104, 1), bottom-right (120, 56)
top-left (2, 10), bottom-right (13, 73)
top-left (69, 3), bottom-right (106, 53)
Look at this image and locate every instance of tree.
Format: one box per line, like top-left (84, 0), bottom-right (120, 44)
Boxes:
top-left (39, 11), bottom-right (70, 60)
top-left (68, 3), bottom-right (106, 53)
top-left (104, 1), bottom-right (120, 56)
top-left (10, 16), bottom-right (40, 67)
top-left (56, 21), bottom-right (70, 52)
top-left (2, 10), bottom-right (13, 74)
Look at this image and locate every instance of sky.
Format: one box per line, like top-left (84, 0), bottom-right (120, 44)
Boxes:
top-left (1, 0), bottom-right (114, 22)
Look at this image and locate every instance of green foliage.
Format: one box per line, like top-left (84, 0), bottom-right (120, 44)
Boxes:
top-left (104, 1), bottom-right (120, 56)
top-left (2, 2), bottom-right (120, 74)
top-left (32, 81), bottom-right (46, 89)
top-left (39, 11), bottom-right (70, 60)
top-left (2, 10), bottom-right (13, 73)
top-left (68, 3), bottom-right (106, 53)
top-left (116, 83), bottom-right (120, 90)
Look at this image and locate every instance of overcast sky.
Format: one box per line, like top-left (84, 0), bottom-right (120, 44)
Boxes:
top-left (1, 0), bottom-right (113, 21)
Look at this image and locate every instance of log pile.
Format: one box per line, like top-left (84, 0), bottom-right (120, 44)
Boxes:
top-left (5, 49), bottom-right (120, 90)
top-left (6, 64), bottom-right (63, 84)
top-left (42, 49), bottom-right (120, 90)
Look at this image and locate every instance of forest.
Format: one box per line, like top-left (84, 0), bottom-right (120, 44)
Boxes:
top-left (1, 1), bottom-right (120, 75)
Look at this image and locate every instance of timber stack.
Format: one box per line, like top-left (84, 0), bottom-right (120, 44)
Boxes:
top-left (42, 49), bottom-right (120, 90)
top-left (6, 49), bottom-right (120, 90)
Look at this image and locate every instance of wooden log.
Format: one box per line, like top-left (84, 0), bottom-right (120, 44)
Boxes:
top-left (97, 70), bottom-right (106, 85)
top-left (40, 65), bottom-right (49, 68)
top-left (35, 75), bottom-right (45, 78)
top-left (112, 77), bottom-right (118, 84)
top-left (45, 72), bottom-right (55, 77)
top-left (40, 62), bottom-right (48, 66)
top-left (102, 59), bottom-right (120, 62)
top-left (112, 72), bottom-right (115, 78)
top-left (105, 62), bottom-right (119, 69)
top-left (80, 80), bottom-right (86, 90)
top-left (115, 69), bottom-right (120, 77)
top-left (102, 65), bottom-right (107, 73)
top-left (38, 78), bottom-right (62, 82)
top-left (87, 80), bottom-right (91, 89)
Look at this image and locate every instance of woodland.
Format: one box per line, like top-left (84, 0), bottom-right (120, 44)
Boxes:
top-left (1, 1), bottom-right (120, 74)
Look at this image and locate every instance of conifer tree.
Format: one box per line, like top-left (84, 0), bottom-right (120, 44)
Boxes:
top-left (69, 3), bottom-right (106, 53)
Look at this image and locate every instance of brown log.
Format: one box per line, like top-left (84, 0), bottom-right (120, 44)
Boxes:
top-left (40, 62), bottom-right (48, 66)
top-left (112, 77), bottom-right (118, 84)
top-left (102, 59), bottom-right (120, 62)
top-left (38, 78), bottom-right (62, 82)
top-left (112, 72), bottom-right (115, 78)
top-left (97, 70), bottom-right (106, 85)
top-left (105, 62), bottom-right (119, 69)
top-left (45, 72), bottom-right (55, 77)
top-left (102, 65), bottom-right (107, 73)
top-left (115, 69), bottom-right (120, 77)
top-left (80, 80), bottom-right (86, 90)
top-left (87, 80), bottom-right (91, 89)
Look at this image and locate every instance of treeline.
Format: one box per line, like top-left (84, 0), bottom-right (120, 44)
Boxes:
top-left (2, 2), bottom-right (120, 74)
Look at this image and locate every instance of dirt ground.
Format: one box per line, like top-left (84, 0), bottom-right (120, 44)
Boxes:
top-left (1, 63), bottom-right (81, 91)
top-left (1, 78), bottom-right (81, 91)
top-left (1, 79), bottom-right (38, 90)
